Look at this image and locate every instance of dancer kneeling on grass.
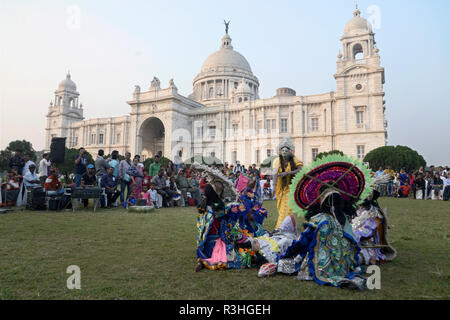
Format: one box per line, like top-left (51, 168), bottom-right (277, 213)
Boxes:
top-left (266, 155), bottom-right (378, 290)
top-left (194, 163), bottom-right (275, 271)
top-left (351, 175), bottom-right (397, 265)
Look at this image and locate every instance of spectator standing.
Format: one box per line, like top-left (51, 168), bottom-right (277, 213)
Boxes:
top-left (399, 168), bottom-right (407, 186)
top-left (250, 164), bottom-right (261, 179)
top-left (95, 149), bottom-right (110, 187)
top-left (166, 160), bottom-right (175, 177)
top-left (74, 147), bottom-right (88, 187)
top-left (233, 161), bottom-right (244, 174)
top-left (38, 153), bottom-right (51, 186)
top-left (430, 172), bottom-right (444, 200)
top-left (413, 173), bottom-right (426, 199)
top-left (384, 166), bottom-right (395, 196)
top-left (375, 166), bottom-right (384, 177)
top-left (118, 152), bottom-right (132, 203)
top-left (429, 165), bottom-right (436, 176)
top-left (149, 155), bottom-right (161, 178)
top-left (443, 173), bottom-right (450, 201)
top-left (9, 150), bottom-right (25, 175)
top-left (108, 150), bottom-right (119, 178)
top-left (424, 171), bottom-right (433, 199)
top-left (128, 157), bottom-right (144, 196)
top-left (173, 151), bottom-right (183, 174)
top-left (22, 153), bottom-right (35, 176)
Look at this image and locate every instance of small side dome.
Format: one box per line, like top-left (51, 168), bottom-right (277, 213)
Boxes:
top-left (276, 87), bottom-right (296, 96)
top-left (58, 72), bottom-right (77, 92)
top-left (236, 79), bottom-right (251, 94)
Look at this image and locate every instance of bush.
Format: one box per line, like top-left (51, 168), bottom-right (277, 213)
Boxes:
top-left (315, 150), bottom-right (344, 160)
top-left (363, 145), bottom-right (426, 172)
top-left (0, 140), bottom-right (37, 172)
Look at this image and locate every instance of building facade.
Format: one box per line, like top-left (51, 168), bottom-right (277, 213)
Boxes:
top-left (45, 7), bottom-right (387, 165)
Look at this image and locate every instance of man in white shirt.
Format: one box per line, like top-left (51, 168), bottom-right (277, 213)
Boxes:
top-left (38, 153), bottom-right (51, 185)
top-left (23, 164), bottom-right (40, 189)
top-left (22, 153), bottom-right (36, 176)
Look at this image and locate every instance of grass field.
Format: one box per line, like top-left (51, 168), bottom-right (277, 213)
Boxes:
top-left (0, 198), bottom-right (449, 300)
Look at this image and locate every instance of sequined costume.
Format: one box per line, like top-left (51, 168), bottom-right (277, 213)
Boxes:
top-left (196, 186), bottom-right (270, 270)
top-left (351, 190), bottom-right (397, 264)
top-left (279, 212), bottom-right (361, 287)
top-left (272, 156), bottom-right (303, 229)
top-left (273, 154), bottom-right (376, 289)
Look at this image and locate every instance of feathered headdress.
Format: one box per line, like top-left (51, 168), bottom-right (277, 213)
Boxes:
top-left (192, 162), bottom-right (239, 199)
top-left (288, 154), bottom-right (373, 217)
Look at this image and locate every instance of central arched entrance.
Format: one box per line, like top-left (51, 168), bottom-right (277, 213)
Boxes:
top-left (139, 117), bottom-right (165, 160)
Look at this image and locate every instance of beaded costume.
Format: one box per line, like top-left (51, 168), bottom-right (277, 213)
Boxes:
top-left (275, 154), bottom-right (374, 289)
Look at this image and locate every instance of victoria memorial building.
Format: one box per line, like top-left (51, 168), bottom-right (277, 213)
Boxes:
top-left (45, 7), bottom-right (387, 165)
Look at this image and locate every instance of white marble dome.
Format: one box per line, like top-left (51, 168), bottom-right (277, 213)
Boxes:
top-left (343, 7), bottom-right (372, 36)
top-left (200, 34), bottom-right (252, 73)
top-left (58, 73), bottom-right (77, 92)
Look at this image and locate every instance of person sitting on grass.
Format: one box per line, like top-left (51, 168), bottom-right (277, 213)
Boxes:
top-left (169, 176), bottom-right (183, 206)
top-left (176, 169), bottom-right (200, 206)
top-left (124, 191), bottom-right (137, 208)
top-left (397, 181), bottom-right (412, 198)
top-left (140, 185), bottom-right (150, 205)
top-left (1, 169), bottom-right (22, 207)
top-left (101, 167), bottom-right (120, 209)
top-left (44, 169), bottom-right (64, 196)
top-left (81, 164), bottom-right (97, 208)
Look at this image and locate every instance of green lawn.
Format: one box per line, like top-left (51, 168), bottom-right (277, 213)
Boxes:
top-left (0, 198), bottom-right (449, 300)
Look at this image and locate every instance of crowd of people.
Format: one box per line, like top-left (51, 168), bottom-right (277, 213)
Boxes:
top-left (373, 165), bottom-right (450, 200)
top-left (1, 147), bottom-right (449, 208)
top-left (0, 147), bottom-right (270, 210)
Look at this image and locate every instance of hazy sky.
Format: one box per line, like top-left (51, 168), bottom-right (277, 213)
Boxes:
top-left (0, 0), bottom-right (449, 165)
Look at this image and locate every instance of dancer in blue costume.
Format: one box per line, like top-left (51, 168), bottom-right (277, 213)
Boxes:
top-left (193, 163), bottom-right (270, 272)
top-left (274, 154), bottom-right (375, 289)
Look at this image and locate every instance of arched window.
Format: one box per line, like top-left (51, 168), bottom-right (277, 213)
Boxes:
top-left (353, 43), bottom-right (364, 60)
top-left (209, 87), bottom-right (214, 98)
top-left (238, 97), bottom-right (242, 103)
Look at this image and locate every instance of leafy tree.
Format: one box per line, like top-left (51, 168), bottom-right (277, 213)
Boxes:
top-left (315, 150), bottom-right (344, 160)
top-left (363, 145), bottom-right (426, 172)
top-left (0, 140), bottom-right (36, 172)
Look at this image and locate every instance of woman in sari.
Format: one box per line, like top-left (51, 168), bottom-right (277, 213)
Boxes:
top-left (128, 157), bottom-right (144, 196)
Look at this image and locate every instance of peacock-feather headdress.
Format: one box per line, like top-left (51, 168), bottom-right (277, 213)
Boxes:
top-left (288, 154), bottom-right (373, 217)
